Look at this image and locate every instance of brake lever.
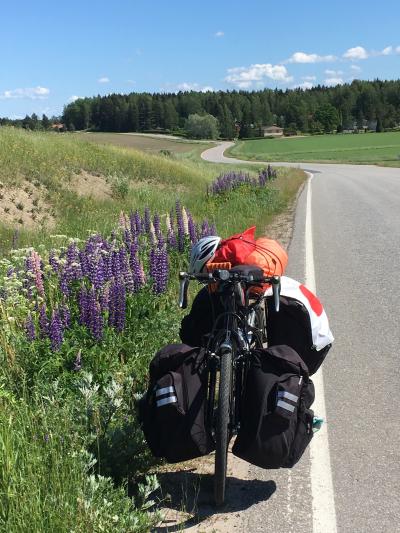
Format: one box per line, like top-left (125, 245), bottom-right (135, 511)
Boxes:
top-left (178, 273), bottom-right (189, 309)
top-left (272, 276), bottom-right (281, 312)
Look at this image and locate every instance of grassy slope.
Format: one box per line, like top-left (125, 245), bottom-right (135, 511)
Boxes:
top-left (0, 127), bottom-right (304, 251)
top-left (227, 131), bottom-right (400, 165)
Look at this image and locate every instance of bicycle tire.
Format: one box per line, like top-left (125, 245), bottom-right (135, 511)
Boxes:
top-left (214, 348), bottom-right (233, 506)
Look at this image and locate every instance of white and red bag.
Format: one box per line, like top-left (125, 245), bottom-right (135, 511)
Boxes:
top-left (265, 276), bottom-right (334, 374)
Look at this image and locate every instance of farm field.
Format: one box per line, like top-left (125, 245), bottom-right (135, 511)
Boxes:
top-left (76, 131), bottom-right (212, 155)
top-left (227, 131), bottom-right (400, 166)
top-left (0, 127), bottom-right (305, 532)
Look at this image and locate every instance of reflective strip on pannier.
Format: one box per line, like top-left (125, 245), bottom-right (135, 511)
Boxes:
top-left (277, 399), bottom-right (295, 412)
top-left (278, 390), bottom-right (299, 403)
top-left (156, 386), bottom-right (175, 397)
top-left (156, 395), bottom-right (178, 407)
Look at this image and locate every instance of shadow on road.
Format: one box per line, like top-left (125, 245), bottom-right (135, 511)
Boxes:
top-left (153, 469), bottom-right (276, 532)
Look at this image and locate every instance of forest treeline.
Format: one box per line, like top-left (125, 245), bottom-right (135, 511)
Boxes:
top-left (2, 79), bottom-right (400, 138)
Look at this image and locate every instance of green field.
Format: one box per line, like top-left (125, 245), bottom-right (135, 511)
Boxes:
top-left (228, 131), bottom-right (400, 166)
top-left (76, 132), bottom-right (212, 155)
top-left (0, 127), bottom-right (306, 532)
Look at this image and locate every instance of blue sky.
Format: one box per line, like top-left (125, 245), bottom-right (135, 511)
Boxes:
top-left (1, 0), bottom-right (400, 118)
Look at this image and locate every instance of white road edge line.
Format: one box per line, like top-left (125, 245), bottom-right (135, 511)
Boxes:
top-left (305, 172), bottom-right (338, 533)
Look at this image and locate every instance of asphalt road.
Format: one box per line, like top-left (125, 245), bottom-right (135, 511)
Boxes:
top-left (201, 143), bottom-right (400, 533)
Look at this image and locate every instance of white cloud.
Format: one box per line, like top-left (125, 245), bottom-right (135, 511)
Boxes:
top-left (302, 75), bottom-right (317, 81)
top-left (325, 69), bottom-right (344, 76)
top-left (68, 95), bottom-right (84, 103)
top-left (215, 31), bottom-right (224, 37)
top-left (288, 52), bottom-right (336, 63)
top-left (175, 82), bottom-right (214, 93)
top-left (343, 46), bottom-right (368, 60)
top-left (225, 63), bottom-right (292, 88)
top-left (381, 46), bottom-right (393, 56)
top-left (350, 64), bottom-right (362, 72)
top-left (396, 46), bottom-right (400, 54)
top-left (97, 77), bottom-right (110, 83)
top-left (0, 86), bottom-right (50, 100)
top-left (324, 77), bottom-right (344, 86)
top-left (295, 81), bottom-right (314, 90)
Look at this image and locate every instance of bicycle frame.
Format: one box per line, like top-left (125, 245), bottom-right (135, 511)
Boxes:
top-left (178, 267), bottom-right (280, 505)
top-left (205, 279), bottom-right (265, 437)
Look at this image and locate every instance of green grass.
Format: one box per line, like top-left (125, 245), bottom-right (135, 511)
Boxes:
top-left (0, 127), bottom-right (306, 532)
top-left (227, 131), bottom-right (400, 165)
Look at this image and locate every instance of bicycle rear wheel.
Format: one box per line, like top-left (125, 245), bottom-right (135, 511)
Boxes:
top-left (214, 349), bottom-right (233, 506)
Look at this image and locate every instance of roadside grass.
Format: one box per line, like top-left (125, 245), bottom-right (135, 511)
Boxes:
top-left (0, 127), bottom-right (306, 532)
top-left (227, 131), bottom-right (400, 165)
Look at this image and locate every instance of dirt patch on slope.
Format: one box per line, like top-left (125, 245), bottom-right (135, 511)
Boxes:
top-left (0, 179), bottom-right (55, 229)
top-left (68, 170), bottom-right (112, 199)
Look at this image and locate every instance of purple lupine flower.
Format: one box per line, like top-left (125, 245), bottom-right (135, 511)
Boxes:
top-left (25, 314), bottom-right (36, 341)
top-left (88, 253), bottom-right (106, 289)
top-left (118, 246), bottom-right (134, 292)
top-left (111, 249), bottom-right (122, 279)
top-left (60, 304), bottom-right (71, 329)
top-left (153, 213), bottom-right (161, 237)
top-left (108, 278), bottom-right (126, 331)
top-left (87, 287), bottom-right (103, 340)
top-left (151, 244), bottom-right (169, 295)
top-left (167, 228), bottom-right (177, 250)
top-left (144, 207), bottom-right (151, 234)
top-left (175, 200), bottom-right (185, 252)
top-left (209, 171), bottom-right (254, 195)
top-left (209, 223), bottom-right (217, 236)
top-left (103, 252), bottom-right (113, 280)
top-left (49, 250), bottom-right (59, 273)
top-left (99, 284), bottom-right (110, 312)
top-left (187, 211), bottom-right (197, 244)
top-left (66, 243), bottom-right (83, 280)
top-left (79, 250), bottom-right (90, 277)
top-left (201, 219), bottom-right (210, 238)
top-left (129, 252), bottom-right (145, 292)
top-left (60, 273), bottom-right (70, 296)
top-left (49, 309), bottom-right (64, 351)
top-left (39, 304), bottom-right (49, 338)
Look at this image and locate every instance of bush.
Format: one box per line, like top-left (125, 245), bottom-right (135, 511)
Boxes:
top-left (185, 113), bottom-right (219, 139)
top-left (111, 177), bottom-right (129, 199)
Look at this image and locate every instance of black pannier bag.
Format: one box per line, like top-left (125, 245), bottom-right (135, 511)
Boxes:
top-left (138, 343), bottom-right (215, 463)
top-left (265, 276), bottom-right (334, 375)
top-left (232, 345), bottom-right (315, 469)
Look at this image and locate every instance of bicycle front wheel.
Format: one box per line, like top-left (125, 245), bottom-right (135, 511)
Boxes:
top-left (214, 349), bottom-right (233, 506)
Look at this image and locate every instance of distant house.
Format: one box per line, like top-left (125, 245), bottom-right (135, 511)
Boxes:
top-left (261, 125), bottom-right (284, 137)
top-left (51, 123), bottom-right (65, 132)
